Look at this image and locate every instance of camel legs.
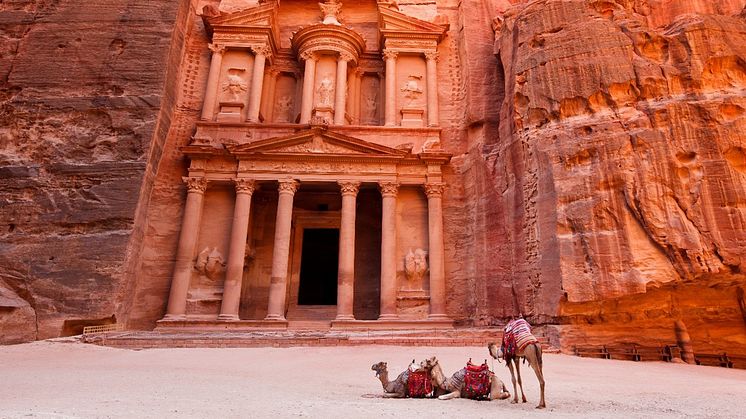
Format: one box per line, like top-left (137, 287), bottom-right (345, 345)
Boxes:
top-left (525, 344), bottom-right (546, 409)
top-left (514, 358), bottom-right (527, 403)
top-left (382, 392), bottom-right (406, 398)
top-left (437, 390), bottom-right (461, 400)
top-left (506, 361), bottom-right (519, 404)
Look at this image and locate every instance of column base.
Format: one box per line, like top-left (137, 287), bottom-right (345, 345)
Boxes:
top-left (217, 314), bottom-right (240, 321)
top-left (377, 314), bottom-right (400, 321)
top-left (427, 313), bottom-right (452, 321)
top-left (334, 314), bottom-right (355, 321)
top-left (161, 314), bottom-right (186, 321)
top-left (264, 315), bottom-right (287, 321)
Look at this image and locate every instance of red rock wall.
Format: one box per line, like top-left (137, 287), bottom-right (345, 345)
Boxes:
top-left (459, 0), bottom-right (746, 350)
top-left (0, 0), bottom-right (192, 343)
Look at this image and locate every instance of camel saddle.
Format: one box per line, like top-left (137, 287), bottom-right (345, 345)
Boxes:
top-left (407, 370), bottom-right (433, 398)
top-left (502, 318), bottom-right (538, 362)
top-left (462, 359), bottom-right (491, 400)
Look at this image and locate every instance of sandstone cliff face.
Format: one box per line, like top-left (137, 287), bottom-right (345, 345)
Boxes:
top-left (454, 0), bottom-right (746, 351)
top-left (0, 0), bottom-right (189, 343)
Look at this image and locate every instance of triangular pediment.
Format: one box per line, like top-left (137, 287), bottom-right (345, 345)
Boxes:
top-left (228, 128), bottom-right (409, 158)
top-left (204, 1), bottom-right (277, 29)
top-left (378, 7), bottom-right (448, 38)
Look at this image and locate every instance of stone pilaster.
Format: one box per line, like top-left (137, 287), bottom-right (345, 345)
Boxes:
top-left (383, 50), bottom-right (398, 126)
top-left (335, 181), bottom-right (361, 321)
top-left (378, 181), bottom-right (399, 320)
top-left (300, 51), bottom-right (317, 123)
top-left (425, 51), bottom-right (440, 127)
top-left (424, 182), bottom-right (448, 319)
top-left (163, 177), bottom-right (208, 320)
top-left (201, 44), bottom-right (226, 121)
top-left (247, 45), bottom-right (271, 122)
top-left (333, 53), bottom-right (352, 125)
top-left (218, 178), bottom-right (256, 321)
top-left (265, 179), bottom-right (299, 321)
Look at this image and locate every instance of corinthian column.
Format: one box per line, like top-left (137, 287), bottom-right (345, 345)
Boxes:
top-left (378, 181), bottom-right (399, 320)
top-left (425, 51), bottom-right (440, 127)
top-left (425, 182), bottom-right (448, 319)
top-left (247, 45), bottom-right (271, 122)
top-left (265, 179), bottom-right (299, 321)
top-left (383, 50), bottom-right (398, 126)
top-left (335, 181), bottom-right (360, 321)
top-left (201, 44), bottom-right (226, 121)
top-left (300, 51), bottom-right (317, 123)
top-left (218, 179), bottom-right (256, 321)
top-left (333, 53), bottom-right (351, 125)
top-left (163, 177), bottom-right (208, 320)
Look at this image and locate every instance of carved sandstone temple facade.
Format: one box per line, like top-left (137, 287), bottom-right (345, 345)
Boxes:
top-left (158, 0), bottom-right (455, 329)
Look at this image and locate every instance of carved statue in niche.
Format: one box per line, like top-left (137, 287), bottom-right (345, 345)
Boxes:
top-left (363, 92), bottom-right (378, 123)
top-left (404, 248), bottom-right (428, 289)
top-left (316, 77), bottom-right (334, 107)
top-left (401, 75), bottom-right (423, 107)
top-left (222, 68), bottom-right (248, 101)
top-left (274, 94), bottom-right (294, 122)
top-left (195, 247), bottom-right (225, 281)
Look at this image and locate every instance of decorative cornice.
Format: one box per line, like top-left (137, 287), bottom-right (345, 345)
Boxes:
top-left (424, 182), bottom-right (446, 197)
top-left (338, 181), bottom-right (361, 196)
top-left (234, 178), bottom-right (256, 194)
top-left (183, 176), bottom-right (208, 193)
top-left (379, 181), bottom-right (399, 197)
top-left (278, 179), bottom-right (299, 195)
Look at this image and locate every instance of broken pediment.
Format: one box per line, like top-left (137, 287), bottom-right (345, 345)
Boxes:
top-left (378, 5), bottom-right (448, 41)
top-left (203, 0), bottom-right (278, 34)
top-left (227, 128), bottom-right (409, 158)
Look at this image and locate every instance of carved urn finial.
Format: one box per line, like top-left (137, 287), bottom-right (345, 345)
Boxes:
top-left (320, 0), bottom-right (342, 25)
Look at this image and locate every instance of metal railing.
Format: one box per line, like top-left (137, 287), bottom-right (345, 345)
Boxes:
top-left (82, 323), bottom-right (123, 335)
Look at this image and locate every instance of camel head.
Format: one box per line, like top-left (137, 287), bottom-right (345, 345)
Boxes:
top-left (371, 361), bottom-right (388, 377)
top-left (488, 342), bottom-right (503, 362)
top-left (419, 356), bottom-right (439, 370)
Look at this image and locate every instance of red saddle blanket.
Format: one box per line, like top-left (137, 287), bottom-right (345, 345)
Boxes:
top-left (463, 361), bottom-right (491, 400)
top-left (407, 370), bottom-right (433, 398)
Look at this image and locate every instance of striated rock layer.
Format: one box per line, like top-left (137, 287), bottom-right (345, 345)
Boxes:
top-left (1, 0), bottom-right (745, 354)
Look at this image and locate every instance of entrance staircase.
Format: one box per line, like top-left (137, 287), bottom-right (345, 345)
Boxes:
top-left (81, 327), bottom-right (558, 352)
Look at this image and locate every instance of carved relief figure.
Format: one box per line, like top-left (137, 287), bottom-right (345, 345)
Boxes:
top-left (401, 75), bottom-right (423, 106)
top-left (363, 92), bottom-right (378, 123)
top-left (195, 247), bottom-right (225, 281)
top-left (404, 248), bottom-right (428, 288)
top-left (316, 77), bottom-right (335, 107)
top-left (274, 95), bottom-right (294, 122)
top-left (222, 68), bottom-right (248, 101)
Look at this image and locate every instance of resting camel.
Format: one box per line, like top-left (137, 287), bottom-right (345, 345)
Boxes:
top-left (371, 361), bottom-right (412, 398)
top-left (419, 356), bottom-right (511, 400)
top-left (488, 341), bottom-right (546, 408)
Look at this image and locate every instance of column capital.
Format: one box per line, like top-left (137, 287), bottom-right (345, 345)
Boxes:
top-left (234, 178), bottom-right (256, 194)
top-left (379, 181), bottom-right (399, 197)
top-left (424, 182), bottom-right (446, 198)
top-left (338, 51), bottom-right (355, 63)
top-left (424, 51), bottom-right (439, 62)
top-left (278, 179), bottom-right (299, 195)
top-left (208, 43), bottom-right (226, 55)
top-left (382, 49), bottom-right (398, 61)
top-left (251, 44), bottom-right (272, 59)
top-left (300, 50), bottom-right (318, 62)
top-left (183, 176), bottom-right (208, 194)
top-left (338, 181), bottom-right (361, 196)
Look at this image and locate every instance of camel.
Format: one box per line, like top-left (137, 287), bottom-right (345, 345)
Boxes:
top-left (371, 361), bottom-right (413, 398)
top-left (488, 341), bottom-right (546, 408)
top-left (419, 356), bottom-right (511, 401)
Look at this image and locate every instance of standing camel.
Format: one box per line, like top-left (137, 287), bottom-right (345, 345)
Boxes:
top-left (488, 337), bottom-right (546, 408)
top-left (419, 356), bottom-right (511, 400)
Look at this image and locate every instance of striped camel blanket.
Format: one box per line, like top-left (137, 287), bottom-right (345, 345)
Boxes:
top-left (502, 318), bottom-right (538, 361)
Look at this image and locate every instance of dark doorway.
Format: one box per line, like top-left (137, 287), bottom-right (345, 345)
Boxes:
top-left (298, 228), bottom-right (339, 305)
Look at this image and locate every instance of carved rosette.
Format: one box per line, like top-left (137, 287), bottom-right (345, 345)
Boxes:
top-left (278, 179), bottom-right (300, 195)
top-left (424, 182), bottom-right (446, 198)
top-left (379, 181), bottom-right (399, 198)
top-left (424, 51), bottom-right (439, 62)
top-left (234, 178), bottom-right (256, 195)
top-left (183, 176), bottom-right (208, 194)
top-left (208, 43), bottom-right (226, 55)
top-left (382, 49), bottom-right (398, 61)
top-left (338, 181), bottom-right (361, 197)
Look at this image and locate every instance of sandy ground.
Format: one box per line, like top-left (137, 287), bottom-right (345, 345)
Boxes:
top-left (1, 341), bottom-right (745, 419)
